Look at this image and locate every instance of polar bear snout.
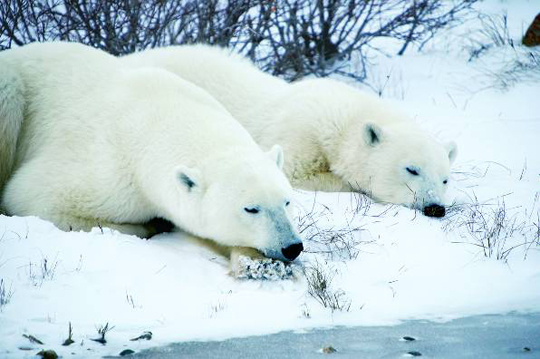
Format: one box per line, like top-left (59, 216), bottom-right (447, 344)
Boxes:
top-left (423, 204), bottom-right (446, 218)
top-left (261, 235), bottom-right (303, 262)
top-left (281, 242), bottom-right (304, 261)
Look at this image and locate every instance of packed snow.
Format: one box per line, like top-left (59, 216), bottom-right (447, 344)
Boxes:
top-left (1, 1), bottom-right (539, 357)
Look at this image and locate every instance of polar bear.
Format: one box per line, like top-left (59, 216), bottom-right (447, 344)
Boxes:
top-left (123, 45), bottom-right (457, 217)
top-left (0, 42), bottom-right (303, 264)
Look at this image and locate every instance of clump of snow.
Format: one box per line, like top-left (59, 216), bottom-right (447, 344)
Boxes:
top-left (1, 1), bottom-right (539, 358)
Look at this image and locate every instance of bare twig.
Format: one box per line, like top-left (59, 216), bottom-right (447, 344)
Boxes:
top-left (0, 0), bottom-right (478, 81)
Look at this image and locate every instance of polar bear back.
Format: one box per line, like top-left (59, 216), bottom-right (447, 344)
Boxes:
top-left (2, 42), bottom-right (260, 172)
top-left (123, 45), bottom-right (286, 124)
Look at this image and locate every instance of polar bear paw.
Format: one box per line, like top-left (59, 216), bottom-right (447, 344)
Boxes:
top-left (234, 255), bottom-right (299, 281)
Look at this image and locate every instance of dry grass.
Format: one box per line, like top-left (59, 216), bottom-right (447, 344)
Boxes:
top-left (444, 194), bottom-right (539, 262)
top-left (465, 10), bottom-right (540, 90)
top-left (125, 292), bottom-right (139, 309)
top-left (62, 322), bottom-right (75, 346)
top-left (296, 192), bottom-right (385, 261)
top-left (28, 256), bottom-right (59, 287)
top-left (304, 260), bottom-right (351, 312)
top-left (486, 50), bottom-right (540, 90)
top-left (466, 11), bottom-right (512, 61)
top-left (91, 322), bottom-right (114, 345)
top-left (0, 278), bottom-right (13, 311)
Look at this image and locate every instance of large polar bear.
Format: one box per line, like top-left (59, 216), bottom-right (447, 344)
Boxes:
top-left (0, 42), bottom-right (303, 265)
top-left (123, 45), bottom-right (457, 217)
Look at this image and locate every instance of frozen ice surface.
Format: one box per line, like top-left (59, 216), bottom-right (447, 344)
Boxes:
top-left (127, 313), bottom-right (540, 359)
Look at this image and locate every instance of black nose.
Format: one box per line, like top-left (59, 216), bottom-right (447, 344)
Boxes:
top-left (423, 204), bottom-right (446, 218)
top-left (281, 243), bottom-right (303, 261)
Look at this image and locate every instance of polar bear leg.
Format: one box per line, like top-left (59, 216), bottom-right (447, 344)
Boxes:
top-left (229, 247), bottom-right (299, 280)
top-left (185, 237), bottom-right (265, 269)
top-left (187, 237), bottom-right (297, 280)
top-left (229, 247), bottom-right (266, 275)
top-left (2, 159), bottom-right (154, 238)
top-left (56, 216), bottom-right (155, 238)
top-left (10, 208), bottom-right (154, 238)
top-left (292, 172), bottom-right (351, 192)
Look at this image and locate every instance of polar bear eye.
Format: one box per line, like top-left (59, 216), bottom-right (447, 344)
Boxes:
top-left (406, 167), bottom-right (419, 176)
top-left (244, 207), bottom-right (260, 214)
top-left (443, 179), bottom-right (448, 185)
top-left (285, 200), bottom-right (291, 206)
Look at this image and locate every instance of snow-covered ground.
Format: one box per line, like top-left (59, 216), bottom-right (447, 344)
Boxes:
top-left (1, 1), bottom-right (539, 357)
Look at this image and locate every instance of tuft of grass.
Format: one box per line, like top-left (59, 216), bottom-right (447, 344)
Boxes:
top-left (91, 322), bottom-right (114, 345)
top-left (304, 261), bottom-right (351, 312)
top-left (466, 11), bottom-right (512, 62)
top-left (0, 278), bottom-right (14, 311)
top-left (481, 49), bottom-right (540, 90)
top-left (28, 256), bottom-right (59, 287)
top-left (74, 255), bottom-right (84, 272)
top-left (534, 215), bottom-right (540, 246)
top-left (208, 301), bottom-right (225, 318)
top-left (443, 197), bottom-right (534, 261)
top-left (62, 322), bottom-right (75, 346)
top-left (296, 193), bottom-right (378, 261)
top-left (300, 303), bottom-right (311, 319)
top-left (464, 10), bottom-right (540, 90)
top-left (125, 292), bottom-right (139, 309)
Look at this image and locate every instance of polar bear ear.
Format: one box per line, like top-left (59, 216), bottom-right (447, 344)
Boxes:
top-left (444, 141), bottom-right (458, 164)
top-left (267, 144), bottom-right (284, 170)
top-left (175, 165), bottom-right (205, 193)
top-left (363, 123), bottom-right (383, 146)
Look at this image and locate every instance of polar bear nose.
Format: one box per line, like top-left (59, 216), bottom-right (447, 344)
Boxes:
top-left (423, 204), bottom-right (445, 218)
top-left (281, 242), bottom-right (304, 261)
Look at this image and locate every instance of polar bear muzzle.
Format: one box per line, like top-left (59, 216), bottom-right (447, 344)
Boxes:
top-left (271, 209), bottom-right (303, 261)
top-left (263, 239), bottom-right (303, 262)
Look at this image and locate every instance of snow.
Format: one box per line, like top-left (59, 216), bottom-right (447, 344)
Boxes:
top-left (1, 1), bottom-right (539, 357)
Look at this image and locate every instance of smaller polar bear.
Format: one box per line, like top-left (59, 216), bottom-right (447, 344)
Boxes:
top-left (123, 45), bottom-right (457, 217)
top-left (0, 42), bottom-right (303, 268)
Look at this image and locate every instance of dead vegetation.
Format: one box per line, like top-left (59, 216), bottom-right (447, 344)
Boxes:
top-left (298, 209), bottom-right (366, 261)
top-left (125, 292), bottom-right (139, 309)
top-left (466, 11), bottom-right (512, 61)
top-left (22, 333), bottom-right (44, 344)
top-left (0, 0), bottom-right (478, 81)
top-left (304, 260), bottom-right (351, 312)
top-left (62, 322), bottom-right (75, 346)
top-left (28, 256), bottom-right (59, 287)
top-left (443, 193), bottom-right (539, 262)
top-left (296, 192), bottom-right (398, 261)
top-left (91, 322), bottom-right (114, 345)
top-left (0, 278), bottom-right (14, 311)
top-left (465, 10), bottom-right (540, 90)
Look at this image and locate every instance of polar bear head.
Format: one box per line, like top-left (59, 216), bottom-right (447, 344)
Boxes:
top-left (337, 121), bottom-right (457, 217)
top-left (285, 79), bottom-right (457, 217)
top-left (172, 145), bottom-right (303, 261)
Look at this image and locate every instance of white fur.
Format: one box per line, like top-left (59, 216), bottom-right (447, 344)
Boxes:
top-left (123, 45), bottom-right (458, 213)
top-left (0, 42), bottom-right (302, 260)
top-left (0, 64), bottom-right (25, 196)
